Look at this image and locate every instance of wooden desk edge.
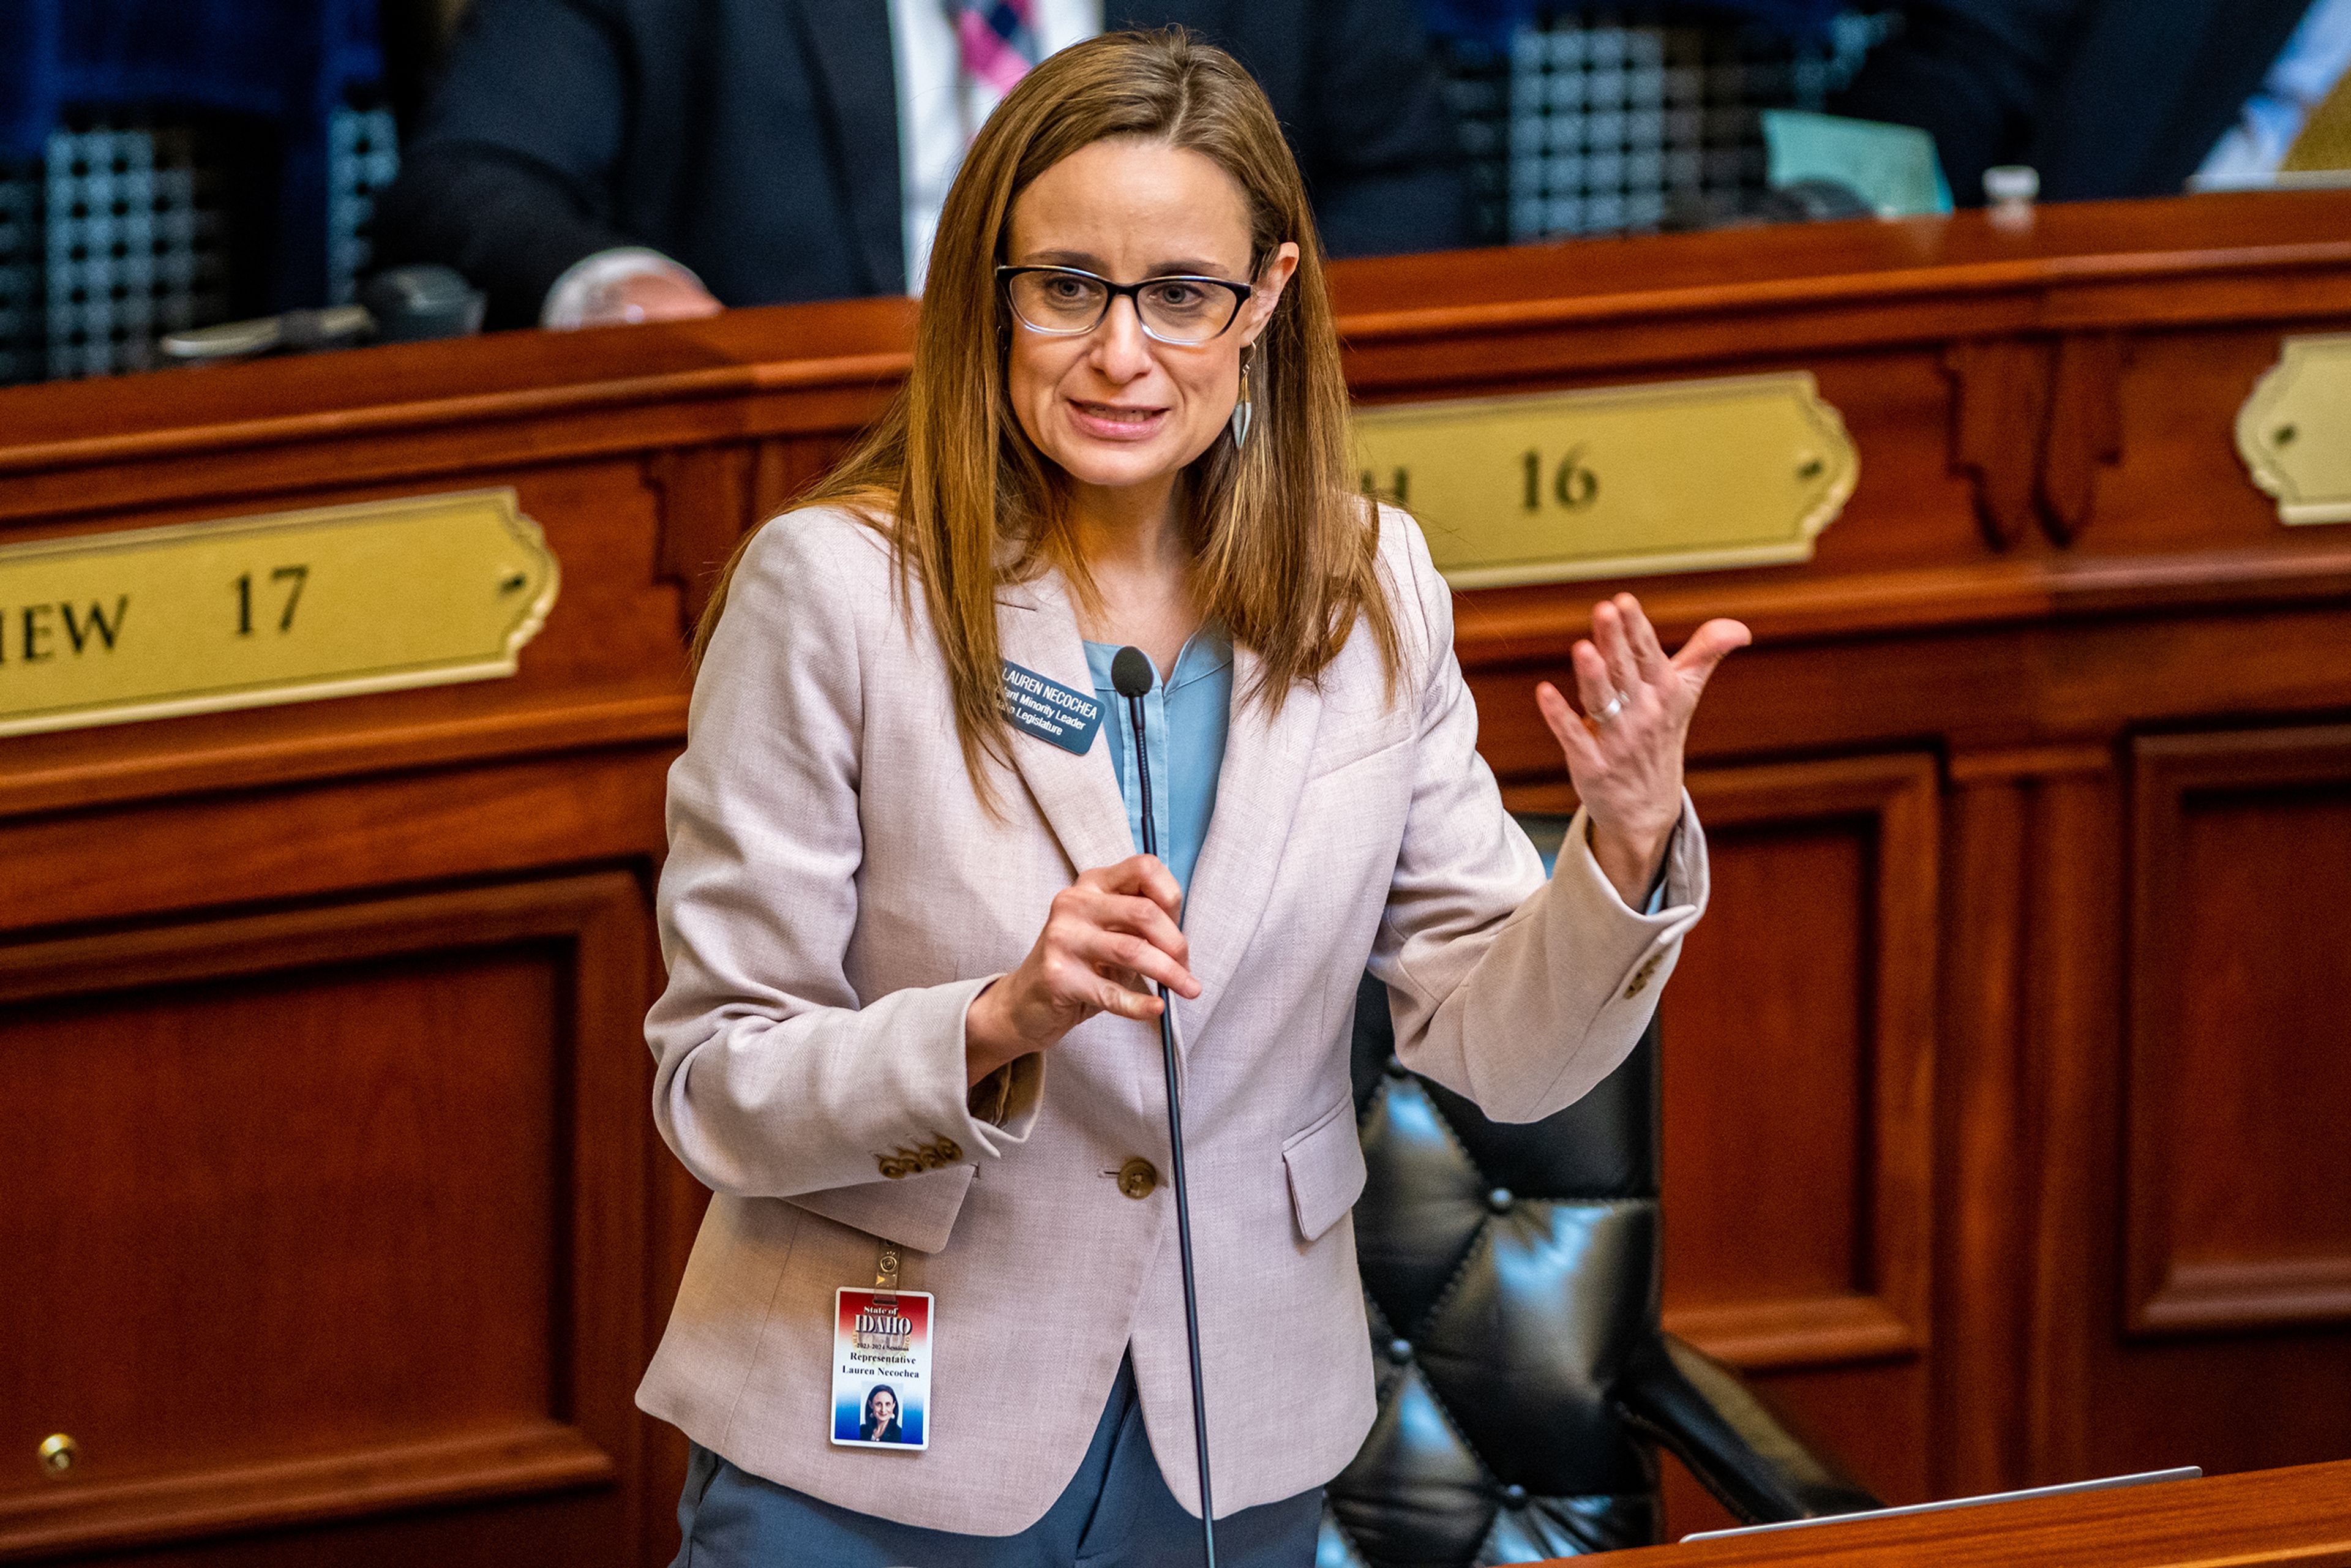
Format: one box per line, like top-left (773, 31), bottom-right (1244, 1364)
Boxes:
top-left (1579, 1460), bottom-right (2351, 1566)
top-left (7, 190), bottom-right (2351, 487)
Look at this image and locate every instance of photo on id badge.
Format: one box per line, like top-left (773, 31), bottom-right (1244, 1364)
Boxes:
top-left (832, 1288), bottom-right (931, 1449)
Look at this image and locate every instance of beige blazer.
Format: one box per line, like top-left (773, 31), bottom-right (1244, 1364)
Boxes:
top-left (636, 502), bottom-right (1710, 1533)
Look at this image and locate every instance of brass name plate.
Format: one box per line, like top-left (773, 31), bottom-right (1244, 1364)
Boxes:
top-left (1353, 371), bottom-right (1857, 589)
top-left (0, 489), bottom-right (558, 739)
top-left (2237, 334), bottom-right (2351, 525)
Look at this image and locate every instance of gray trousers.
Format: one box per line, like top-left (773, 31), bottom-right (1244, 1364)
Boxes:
top-left (670, 1356), bottom-right (1323, 1567)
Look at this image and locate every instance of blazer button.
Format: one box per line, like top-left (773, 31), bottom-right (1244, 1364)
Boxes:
top-left (1624, 953), bottom-right (1664, 1000)
top-left (1117, 1157), bottom-right (1159, 1199)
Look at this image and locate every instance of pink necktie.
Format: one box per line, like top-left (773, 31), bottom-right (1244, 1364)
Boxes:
top-left (956, 0), bottom-right (1040, 96)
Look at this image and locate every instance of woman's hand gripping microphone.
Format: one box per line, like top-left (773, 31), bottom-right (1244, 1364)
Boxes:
top-left (964, 855), bottom-right (1200, 1086)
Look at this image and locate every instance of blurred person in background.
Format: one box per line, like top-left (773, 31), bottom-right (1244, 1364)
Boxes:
top-left (1834, 0), bottom-right (2351, 205)
top-left (373, 0), bottom-right (1469, 330)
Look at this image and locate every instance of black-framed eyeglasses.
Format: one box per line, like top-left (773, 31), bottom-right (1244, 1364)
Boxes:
top-left (997, 265), bottom-right (1253, 345)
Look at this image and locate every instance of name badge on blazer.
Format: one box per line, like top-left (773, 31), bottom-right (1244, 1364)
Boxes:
top-left (831, 1286), bottom-right (932, 1450)
top-left (999, 660), bottom-right (1103, 756)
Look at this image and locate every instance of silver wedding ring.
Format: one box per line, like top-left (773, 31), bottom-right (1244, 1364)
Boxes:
top-left (1594, 690), bottom-right (1627, 726)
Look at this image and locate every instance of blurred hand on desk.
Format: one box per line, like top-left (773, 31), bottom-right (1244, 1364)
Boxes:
top-left (540, 248), bottom-right (727, 330)
top-left (578, 270), bottom-right (724, 328)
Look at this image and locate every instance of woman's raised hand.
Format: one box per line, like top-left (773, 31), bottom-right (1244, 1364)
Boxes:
top-left (964, 854), bottom-right (1200, 1084)
top-left (1534, 593), bottom-right (1750, 906)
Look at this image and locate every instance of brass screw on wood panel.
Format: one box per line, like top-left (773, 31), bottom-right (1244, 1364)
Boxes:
top-left (37, 1433), bottom-right (77, 1477)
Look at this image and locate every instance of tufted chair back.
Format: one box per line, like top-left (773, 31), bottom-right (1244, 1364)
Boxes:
top-left (1318, 971), bottom-right (1878, 1566)
top-left (1318, 974), bottom-right (1670, 1562)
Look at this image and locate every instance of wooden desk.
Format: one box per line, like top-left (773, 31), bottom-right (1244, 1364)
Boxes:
top-left (4, 190), bottom-right (2350, 1564)
top-left (1594, 1461), bottom-right (2351, 1567)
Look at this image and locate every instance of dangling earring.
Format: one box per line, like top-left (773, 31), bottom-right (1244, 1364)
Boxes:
top-left (1230, 344), bottom-right (1255, 451)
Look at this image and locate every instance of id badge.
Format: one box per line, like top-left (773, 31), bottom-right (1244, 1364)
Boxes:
top-left (831, 1264), bottom-right (932, 1450)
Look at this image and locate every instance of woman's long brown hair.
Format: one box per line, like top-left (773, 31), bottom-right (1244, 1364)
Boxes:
top-left (692, 28), bottom-right (1402, 792)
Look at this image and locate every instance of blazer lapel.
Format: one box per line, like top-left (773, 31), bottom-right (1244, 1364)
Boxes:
top-left (996, 577), bottom-right (1135, 876)
top-left (1174, 643), bottom-right (1323, 1046)
top-left (784, 0), bottom-right (907, 294)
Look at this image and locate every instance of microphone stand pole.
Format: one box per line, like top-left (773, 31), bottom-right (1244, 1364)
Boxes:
top-left (1116, 650), bottom-right (1217, 1568)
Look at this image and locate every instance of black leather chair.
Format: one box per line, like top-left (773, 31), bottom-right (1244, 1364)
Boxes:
top-left (1319, 977), bottom-right (1880, 1564)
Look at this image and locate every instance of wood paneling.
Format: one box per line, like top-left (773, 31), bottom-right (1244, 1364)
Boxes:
top-left (2127, 726), bottom-right (2351, 1337)
top-left (6, 190), bottom-right (2351, 1561)
top-left (647, 435), bottom-right (844, 632)
top-left (1667, 756), bottom-right (1937, 1375)
top-left (1515, 755), bottom-right (1937, 1373)
top-left (1937, 748), bottom-right (2120, 1497)
top-left (0, 876), bottom-right (654, 1559)
top-left (1514, 756), bottom-right (1939, 1520)
top-left (1943, 334), bottom-right (2128, 549)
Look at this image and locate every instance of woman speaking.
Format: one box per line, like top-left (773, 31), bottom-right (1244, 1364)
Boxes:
top-left (637, 28), bottom-right (1747, 1568)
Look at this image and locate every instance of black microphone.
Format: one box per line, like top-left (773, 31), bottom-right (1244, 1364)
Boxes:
top-left (1111, 645), bottom-right (1217, 1568)
top-left (157, 264), bottom-right (486, 363)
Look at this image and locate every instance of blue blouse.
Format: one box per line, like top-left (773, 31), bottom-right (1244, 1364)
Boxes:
top-left (1082, 629), bottom-right (1234, 902)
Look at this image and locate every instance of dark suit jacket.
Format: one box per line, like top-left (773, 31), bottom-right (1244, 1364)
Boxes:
top-left (377, 0), bottom-right (1467, 327)
top-left (1833, 0), bottom-right (2315, 204)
